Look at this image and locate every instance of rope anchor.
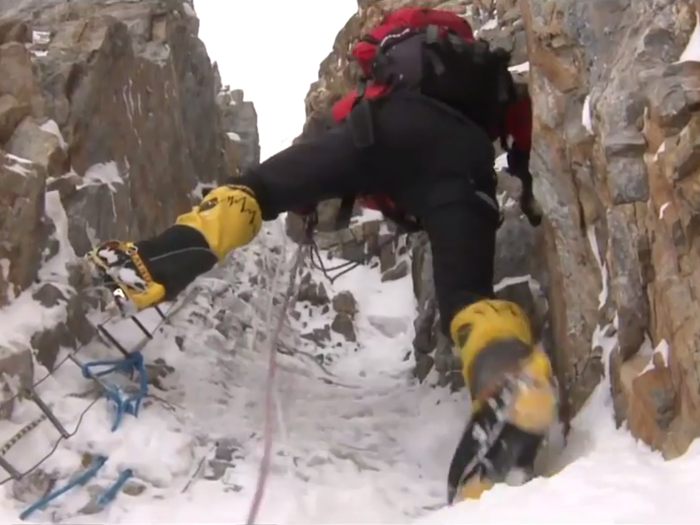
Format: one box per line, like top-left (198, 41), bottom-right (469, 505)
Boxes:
top-left (20, 347), bottom-right (148, 520)
top-left (19, 455), bottom-right (133, 520)
top-left (79, 351), bottom-right (149, 432)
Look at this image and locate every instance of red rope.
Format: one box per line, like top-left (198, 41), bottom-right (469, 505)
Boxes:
top-left (245, 244), bottom-right (306, 525)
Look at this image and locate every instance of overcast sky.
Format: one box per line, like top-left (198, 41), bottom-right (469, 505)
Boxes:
top-left (195, 1), bottom-right (357, 160)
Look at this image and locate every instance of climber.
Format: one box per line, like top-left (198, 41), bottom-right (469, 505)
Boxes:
top-left (84, 6), bottom-right (555, 504)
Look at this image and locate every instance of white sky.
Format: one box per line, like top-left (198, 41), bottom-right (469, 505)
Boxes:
top-left (195, 0), bottom-right (358, 161)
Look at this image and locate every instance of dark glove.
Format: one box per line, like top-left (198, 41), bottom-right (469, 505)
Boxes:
top-left (519, 184), bottom-right (543, 227)
top-left (506, 147), bottom-right (542, 227)
top-left (506, 146), bottom-right (530, 177)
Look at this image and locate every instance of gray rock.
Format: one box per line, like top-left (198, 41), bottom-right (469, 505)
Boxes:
top-left (332, 291), bottom-right (358, 318)
top-left (331, 313), bottom-right (356, 342)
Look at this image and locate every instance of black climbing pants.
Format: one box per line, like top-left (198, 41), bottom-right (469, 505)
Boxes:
top-left (239, 93), bottom-right (500, 336)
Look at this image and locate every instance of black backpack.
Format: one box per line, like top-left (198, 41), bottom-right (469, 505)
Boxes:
top-left (367, 24), bottom-right (517, 134)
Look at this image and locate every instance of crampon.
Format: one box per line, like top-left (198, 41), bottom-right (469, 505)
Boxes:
top-left (447, 374), bottom-right (548, 504)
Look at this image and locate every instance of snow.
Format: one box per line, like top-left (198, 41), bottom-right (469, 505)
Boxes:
top-left (654, 141), bottom-right (666, 161)
top-left (586, 225), bottom-right (608, 309)
top-left (39, 120), bottom-right (67, 149)
top-left (582, 95), bottom-right (594, 135)
top-left (480, 18), bottom-right (499, 31)
top-left (40, 190), bottom-right (76, 280)
top-left (0, 212), bottom-right (697, 524)
top-left (494, 152), bottom-right (508, 171)
top-left (508, 61), bottom-right (530, 73)
top-left (227, 132), bottom-right (241, 142)
top-left (32, 31), bottom-right (50, 45)
top-left (190, 182), bottom-right (216, 201)
top-left (1, 4), bottom-right (699, 524)
top-left (78, 162), bottom-right (124, 192)
top-left (678, 12), bottom-right (700, 63)
top-left (349, 206), bottom-right (385, 227)
top-left (641, 338), bottom-right (670, 373)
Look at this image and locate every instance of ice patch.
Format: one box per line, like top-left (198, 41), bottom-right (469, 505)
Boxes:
top-left (679, 12), bottom-right (700, 63)
top-left (32, 30), bottom-right (50, 45)
top-left (654, 141), bottom-right (666, 161)
top-left (508, 61), bottom-right (530, 73)
top-left (641, 339), bottom-right (670, 374)
top-left (480, 18), bottom-right (498, 31)
top-left (582, 95), bottom-right (594, 135)
top-left (586, 225), bottom-right (608, 309)
top-left (40, 190), bottom-right (76, 279)
top-left (4, 160), bottom-right (31, 176)
top-left (40, 119), bottom-right (67, 149)
top-left (494, 152), bottom-right (508, 172)
top-left (349, 206), bottom-right (385, 227)
top-left (78, 162), bottom-right (124, 192)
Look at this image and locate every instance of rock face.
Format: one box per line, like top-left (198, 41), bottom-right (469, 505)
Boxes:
top-left (523, 0), bottom-right (700, 459)
top-left (295, 0), bottom-right (700, 461)
top-left (0, 0), bottom-right (258, 420)
top-left (217, 86), bottom-right (260, 174)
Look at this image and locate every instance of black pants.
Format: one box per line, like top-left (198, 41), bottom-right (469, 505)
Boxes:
top-left (240, 93), bottom-right (499, 335)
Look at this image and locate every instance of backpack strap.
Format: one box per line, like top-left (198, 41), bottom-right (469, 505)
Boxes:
top-left (335, 194), bottom-right (356, 230)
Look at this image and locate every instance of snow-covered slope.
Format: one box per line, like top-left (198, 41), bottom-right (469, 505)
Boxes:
top-left (0, 219), bottom-right (461, 523)
top-left (2, 213), bottom-right (700, 524)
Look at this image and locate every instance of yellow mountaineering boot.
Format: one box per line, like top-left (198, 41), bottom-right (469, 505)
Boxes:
top-left (85, 185), bottom-right (263, 314)
top-left (446, 299), bottom-right (557, 504)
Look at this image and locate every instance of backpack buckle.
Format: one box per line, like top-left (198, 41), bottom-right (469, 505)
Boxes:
top-left (425, 24), bottom-right (440, 45)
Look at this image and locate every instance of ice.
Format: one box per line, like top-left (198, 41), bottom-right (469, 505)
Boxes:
top-left (481, 18), bottom-right (499, 31)
top-left (582, 95), bottom-right (594, 134)
top-left (508, 61), bottom-right (530, 73)
top-left (679, 12), bottom-right (700, 63)
top-left (78, 162), bottom-right (124, 192)
top-left (39, 119), bottom-right (67, 149)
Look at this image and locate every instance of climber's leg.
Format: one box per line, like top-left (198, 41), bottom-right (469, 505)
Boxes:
top-left (236, 121), bottom-right (378, 220)
top-left (85, 117), bottom-right (376, 312)
top-left (420, 198), bottom-right (557, 503)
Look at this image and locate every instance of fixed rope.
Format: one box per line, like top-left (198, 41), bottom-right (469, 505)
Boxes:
top-left (244, 213), bottom-right (410, 524)
top-left (305, 211), bottom-right (404, 284)
top-left (245, 221), bottom-right (311, 525)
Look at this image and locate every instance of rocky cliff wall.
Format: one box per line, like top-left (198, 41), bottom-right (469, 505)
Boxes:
top-left (294, 0), bottom-right (700, 460)
top-left (0, 0), bottom-right (258, 419)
